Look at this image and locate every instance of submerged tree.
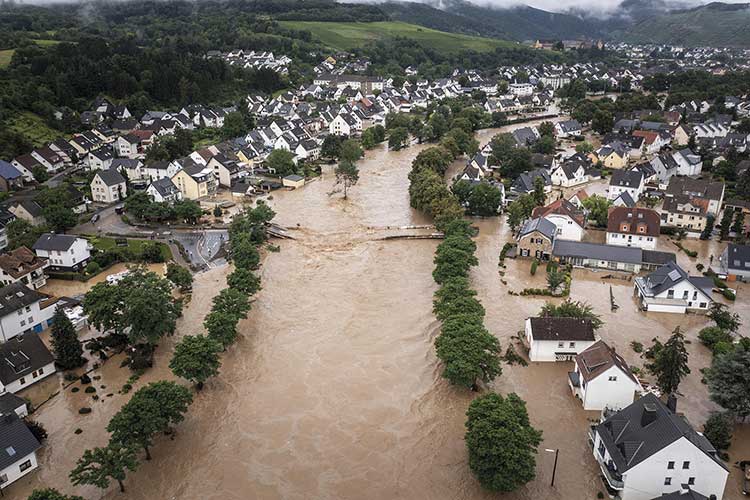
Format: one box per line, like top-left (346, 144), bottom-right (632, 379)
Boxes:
top-left (50, 308), bottom-right (85, 370)
top-left (465, 393), bottom-right (542, 492)
top-left (332, 160), bottom-right (360, 199)
top-left (646, 326), bottom-right (690, 395)
top-left (69, 443), bottom-right (138, 493)
top-left (170, 335), bottom-right (222, 390)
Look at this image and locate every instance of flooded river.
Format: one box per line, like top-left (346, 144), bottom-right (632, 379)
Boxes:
top-left (11, 123), bottom-right (750, 499)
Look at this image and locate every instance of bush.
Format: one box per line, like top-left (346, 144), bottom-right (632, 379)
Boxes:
top-left (85, 262), bottom-right (102, 275)
top-left (140, 242), bottom-right (165, 263)
top-left (78, 407), bottom-right (92, 414)
top-left (24, 419), bottom-right (48, 442)
top-left (630, 341), bottom-right (643, 353)
top-left (530, 259), bottom-right (538, 275)
top-left (722, 289), bottom-right (736, 301)
top-left (703, 412), bottom-right (733, 451)
top-left (698, 326), bottom-right (732, 349)
top-left (713, 277), bottom-right (728, 289)
top-left (84, 386), bottom-right (96, 394)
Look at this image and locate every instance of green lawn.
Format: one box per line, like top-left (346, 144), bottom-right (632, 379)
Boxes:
top-left (0, 49), bottom-right (14, 68)
top-left (7, 112), bottom-right (65, 147)
top-left (87, 236), bottom-right (173, 262)
top-left (278, 21), bottom-right (514, 53)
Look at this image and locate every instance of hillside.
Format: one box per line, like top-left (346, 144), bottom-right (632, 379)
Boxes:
top-left (385, 0), bottom-right (603, 42)
top-left (621, 2), bottom-right (750, 47)
top-left (277, 20), bottom-right (517, 52)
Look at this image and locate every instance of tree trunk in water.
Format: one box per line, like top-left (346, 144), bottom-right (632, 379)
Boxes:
top-left (118, 479), bottom-right (125, 493)
top-left (144, 445), bottom-right (151, 460)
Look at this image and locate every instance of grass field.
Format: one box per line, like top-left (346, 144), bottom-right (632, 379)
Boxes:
top-left (87, 236), bottom-right (173, 262)
top-left (278, 21), bottom-right (514, 53)
top-left (0, 49), bottom-right (14, 68)
top-left (7, 112), bottom-right (65, 147)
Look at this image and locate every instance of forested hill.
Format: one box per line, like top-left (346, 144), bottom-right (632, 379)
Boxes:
top-left (620, 2), bottom-right (750, 47)
top-left (384, 0), bottom-right (605, 42)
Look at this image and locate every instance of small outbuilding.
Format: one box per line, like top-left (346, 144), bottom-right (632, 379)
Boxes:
top-left (282, 174), bottom-right (305, 189)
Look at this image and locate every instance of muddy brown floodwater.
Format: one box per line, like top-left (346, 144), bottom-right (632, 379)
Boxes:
top-left (10, 123), bottom-right (750, 500)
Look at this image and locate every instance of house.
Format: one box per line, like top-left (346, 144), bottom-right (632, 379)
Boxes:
top-left (32, 234), bottom-right (91, 273)
top-left (64, 185), bottom-right (88, 215)
top-left (634, 262), bottom-right (713, 314)
top-left (10, 155), bottom-right (40, 182)
top-left (551, 160), bottom-right (589, 188)
top-left (606, 207), bottom-right (660, 250)
top-left (0, 411), bottom-right (43, 490)
top-left (0, 331), bottom-right (56, 393)
top-left (111, 158), bottom-right (142, 181)
top-left (608, 170), bottom-right (644, 202)
top-left (282, 175), bottom-right (305, 189)
top-left (90, 169), bottom-right (127, 204)
top-left (146, 177), bottom-right (182, 204)
top-left (0, 282), bottom-right (55, 340)
top-left (0, 162), bottom-right (24, 193)
top-left (568, 341), bottom-right (641, 411)
top-left (568, 189), bottom-right (589, 209)
top-left (171, 163), bottom-right (218, 200)
top-left (715, 243), bottom-right (750, 281)
top-left (207, 155), bottom-right (246, 188)
top-left (115, 134), bottom-right (143, 159)
top-left (85, 148), bottom-right (114, 171)
top-left (0, 247), bottom-right (49, 290)
top-left (49, 138), bottom-right (78, 165)
top-left (517, 217), bottom-right (556, 260)
top-left (0, 392), bottom-right (28, 417)
top-left (590, 393), bottom-right (728, 500)
top-left (8, 201), bottom-right (44, 227)
top-left (329, 113), bottom-right (359, 136)
top-left (141, 160), bottom-right (180, 181)
top-left (660, 196), bottom-right (709, 233)
top-left (0, 210), bottom-right (16, 251)
top-left (531, 199), bottom-right (586, 241)
top-left (553, 240), bottom-right (675, 273)
top-left (524, 317), bottom-right (596, 362)
top-left (511, 169), bottom-right (552, 196)
top-left (665, 178), bottom-right (724, 217)
top-left (555, 119), bottom-right (583, 138)
top-left (595, 142), bottom-right (630, 170)
top-left (30, 147), bottom-right (64, 173)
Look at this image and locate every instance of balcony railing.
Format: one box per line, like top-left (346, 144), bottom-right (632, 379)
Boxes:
top-left (594, 454), bottom-right (624, 490)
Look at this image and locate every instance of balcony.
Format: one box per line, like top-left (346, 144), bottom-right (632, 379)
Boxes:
top-left (594, 452), bottom-right (624, 490)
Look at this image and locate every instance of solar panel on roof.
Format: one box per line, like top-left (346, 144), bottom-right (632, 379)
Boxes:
top-left (667, 269), bottom-right (682, 281)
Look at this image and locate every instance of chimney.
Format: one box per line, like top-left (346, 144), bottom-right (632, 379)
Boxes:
top-left (641, 403), bottom-right (658, 427)
top-left (667, 393), bottom-right (678, 413)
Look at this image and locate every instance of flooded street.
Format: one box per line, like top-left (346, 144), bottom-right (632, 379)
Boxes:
top-left (10, 124), bottom-right (750, 500)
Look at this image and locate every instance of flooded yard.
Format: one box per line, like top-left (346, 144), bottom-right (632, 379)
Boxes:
top-left (9, 124), bottom-right (750, 500)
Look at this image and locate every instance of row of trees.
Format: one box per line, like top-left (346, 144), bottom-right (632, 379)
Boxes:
top-left (125, 192), bottom-right (204, 224)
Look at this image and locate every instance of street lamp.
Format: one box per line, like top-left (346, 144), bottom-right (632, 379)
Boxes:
top-left (545, 448), bottom-right (559, 487)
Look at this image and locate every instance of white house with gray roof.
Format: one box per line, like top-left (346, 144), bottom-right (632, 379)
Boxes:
top-left (0, 411), bottom-right (42, 491)
top-left (0, 330), bottom-right (56, 392)
top-left (590, 394), bottom-right (728, 500)
top-left (32, 234), bottom-right (91, 273)
top-left (634, 262), bottom-right (713, 314)
top-left (568, 341), bottom-right (641, 411)
top-left (90, 169), bottom-right (127, 204)
top-left (608, 169), bottom-right (644, 202)
top-left (524, 317), bottom-right (597, 362)
top-left (0, 282), bottom-right (55, 341)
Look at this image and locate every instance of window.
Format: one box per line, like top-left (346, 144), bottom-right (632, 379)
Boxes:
top-left (667, 290), bottom-right (674, 299)
top-left (0, 474), bottom-right (6, 484)
top-left (699, 302), bottom-right (707, 308)
top-left (39, 367), bottom-right (43, 375)
top-left (667, 461), bottom-right (675, 470)
top-left (19, 377), bottom-right (25, 385)
top-left (20, 319), bottom-right (25, 326)
top-left (682, 461), bottom-right (690, 469)
top-left (608, 376), bottom-right (617, 381)
top-left (569, 342), bottom-right (576, 348)
top-left (19, 459), bottom-right (32, 472)
top-left (664, 477), bottom-right (672, 486)
top-left (558, 342), bottom-right (564, 348)
top-left (16, 310), bottom-right (22, 316)
top-left (25, 306), bottom-right (30, 313)
top-left (682, 290), bottom-right (689, 299)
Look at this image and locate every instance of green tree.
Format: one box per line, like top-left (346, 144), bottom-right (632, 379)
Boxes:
top-left (50, 308), bottom-right (85, 370)
top-left (465, 393), bottom-right (542, 492)
top-left (575, 141), bottom-right (594, 154)
top-left (212, 288), bottom-right (251, 321)
top-left (43, 204), bottom-right (77, 233)
top-left (166, 263), bottom-right (193, 292)
top-left (436, 319), bottom-right (501, 388)
top-left (708, 303), bottom-right (741, 333)
top-left (227, 268), bottom-right (261, 295)
top-left (69, 443), bottom-right (138, 493)
top-left (506, 194), bottom-right (536, 231)
top-left (230, 233), bottom-right (261, 270)
top-left (546, 268), bottom-right (566, 293)
top-left (732, 211), bottom-right (745, 240)
top-left (266, 149), bottom-right (297, 177)
top-left (173, 200), bottom-right (203, 224)
top-left (703, 412), bottom-right (733, 451)
top-left (7, 219), bottom-right (46, 250)
top-left (538, 121), bottom-right (554, 138)
top-left (532, 177), bottom-right (546, 206)
top-left (707, 342), bottom-right (750, 418)
top-left (581, 195), bottom-right (611, 227)
top-left (107, 381), bottom-right (193, 459)
top-left (388, 127), bottom-right (409, 151)
top-left (591, 109), bottom-right (614, 134)
top-left (700, 214), bottom-right (715, 240)
top-left (646, 327), bottom-right (690, 395)
top-left (698, 326), bottom-right (732, 352)
top-left (467, 181), bottom-right (502, 217)
top-left (539, 299), bottom-right (603, 330)
top-left (204, 310), bottom-right (239, 349)
top-left (32, 165), bottom-right (49, 183)
top-left (533, 135), bottom-right (555, 154)
top-left (170, 335), bottom-right (222, 390)
top-left (333, 160), bottom-right (359, 199)
top-left (321, 134), bottom-right (342, 158)
top-left (338, 139), bottom-right (363, 164)
top-left (27, 488), bottom-right (84, 500)
top-left (220, 111), bottom-right (248, 140)
top-left (361, 125), bottom-right (385, 149)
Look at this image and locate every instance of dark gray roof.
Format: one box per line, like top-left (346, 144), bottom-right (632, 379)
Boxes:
top-left (0, 392), bottom-right (26, 415)
top-left (642, 250), bottom-right (677, 266)
top-left (643, 261), bottom-right (688, 295)
top-left (596, 393), bottom-right (727, 473)
top-left (0, 333), bottom-right (54, 385)
top-left (725, 243), bottom-right (750, 272)
top-left (553, 240), bottom-right (643, 264)
top-left (0, 282), bottom-right (47, 316)
top-left (149, 177), bottom-right (179, 197)
top-left (528, 317), bottom-right (595, 341)
top-left (519, 217), bottom-right (557, 240)
top-left (33, 233), bottom-right (81, 252)
top-left (0, 412), bottom-right (41, 470)
top-left (652, 491), bottom-right (709, 500)
top-left (95, 168), bottom-right (126, 187)
top-left (610, 169), bottom-right (643, 188)
top-left (15, 200), bottom-right (43, 218)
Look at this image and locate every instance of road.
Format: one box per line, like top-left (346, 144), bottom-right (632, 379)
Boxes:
top-left (172, 229), bottom-right (228, 270)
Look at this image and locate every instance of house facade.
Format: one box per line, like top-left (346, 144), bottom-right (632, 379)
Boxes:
top-left (524, 317), bottom-right (597, 362)
top-left (634, 262), bottom-right (713, 314)
top-left (32, 234), bottom-right (92, 273)
top-left (90, 169), bottom-right (127, 204)
top-left (0, 247), bottom-right (48, 290)
top-left (715, 243), bottom-right (750, 281)
top-left (590, 394), bottom-right (728, 500)
top-left (517, 217), bottom-right (556, 260)
top-left (0, 412), bottom-right (42, 491)
top-left (568, 341), bottom-right (641, 411)
top-left (0, 282), bottom-right (55, 341)
top-left (0, 331), bottom-right (56, 393)
top-left (606, 207), bottom-right (660, 250)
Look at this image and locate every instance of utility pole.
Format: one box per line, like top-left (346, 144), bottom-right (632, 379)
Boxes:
top-left (545, 448), bottom-right (559, 487)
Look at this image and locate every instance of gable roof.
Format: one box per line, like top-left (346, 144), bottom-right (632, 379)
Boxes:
top-left (0, 161), bottom-right (22, 181)
top-left (0, 247), bottom-right (47, 279)
top-left (575, 341), bottom-right (639, 385)
top-left (596, 393), bottom-right (726, 473)
top-left (0, 412), bottom-right (41, 471)
top-left (528, 317), bottom-right (595, 342)
top-left (94, 169), bottom-right (126, 187)
top-left (519, 217), bottom-right (557, 240)
top-left (610, 169), bottom-right (643, 189)
top-left (33, 233), bottom-right (82, 252)
top-left (724, 243), bottom-right (750, 272)
top-left (532, 199), bottom-right (585, 227)
top-left (0, 282), bottom-right (47, 316)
